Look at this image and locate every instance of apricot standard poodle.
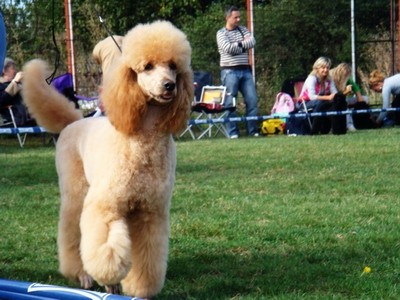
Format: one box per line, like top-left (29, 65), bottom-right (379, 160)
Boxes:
top-left (22, 21), bottom-right (193, 299)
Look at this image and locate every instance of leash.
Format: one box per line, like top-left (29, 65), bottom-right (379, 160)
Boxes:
top-left (91, 2), bottom-right (122, 53)
top-left (45, 0), bottom-right (61, 85)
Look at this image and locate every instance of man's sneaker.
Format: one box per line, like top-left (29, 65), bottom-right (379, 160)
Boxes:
top-left (252, 133), bottom-right (260, 137)
top-left (347, 125), bottom-right (356, 132)
top-left (383, 116), bottom-right (395, 127)
top-left (230, 134), bottom-right (239, 139)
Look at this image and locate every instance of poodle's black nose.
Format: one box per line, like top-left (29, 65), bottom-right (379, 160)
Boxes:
top-left (164, 81), bottom-right (176, 91)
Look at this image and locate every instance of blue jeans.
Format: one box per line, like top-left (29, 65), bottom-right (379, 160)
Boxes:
top-left (221, 68), bottom-right (258, 136)
top-left (304, 100), bottom-right (328, 111)
top-left (0, 12), bottom-right (6, 71)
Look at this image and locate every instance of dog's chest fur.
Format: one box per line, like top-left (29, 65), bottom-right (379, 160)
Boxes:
top-left (118, 134), bottom-right (176, 211)
top-left (58, 119), bottom-right (177, 213)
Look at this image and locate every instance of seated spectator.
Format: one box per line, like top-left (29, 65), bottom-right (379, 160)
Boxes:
top-left (299, 56), bottom-right (346, 134)
top-left (299, 56), bottom-right (338, 108)
top-left (369, 70), bottom-right (400, 126)
top-left (330, 63), bottom-right (369, 131)
top-left (0, 57), bottom-right (31, 126)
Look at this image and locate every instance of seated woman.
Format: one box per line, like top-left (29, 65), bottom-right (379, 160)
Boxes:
top-left (369, 70), bottom-right (400, 126)
top-left (299, 56), bottom-right (346, 134)
top-left (0, 57), bottom-right (30, 126)
top-left (299, 56), bottom-right (337, 107)
top-left (330, 62), bottom-right (370, 131)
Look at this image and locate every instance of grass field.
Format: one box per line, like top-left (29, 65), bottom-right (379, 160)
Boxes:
top-left (0, 129), bottom-right (400, 299)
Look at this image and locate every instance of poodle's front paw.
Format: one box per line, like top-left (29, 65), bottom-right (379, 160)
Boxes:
top-left (81, 220), bottom-right (132, 285)
top-left (79, 272), bottom-right (94, 290)
top-left (105, 284), bottom-right (121, 294)
top-left (122, 277), bottom-right (163, 299)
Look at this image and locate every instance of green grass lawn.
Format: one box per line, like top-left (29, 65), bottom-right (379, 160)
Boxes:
top-left (1, 129), bottom-right (400, 299)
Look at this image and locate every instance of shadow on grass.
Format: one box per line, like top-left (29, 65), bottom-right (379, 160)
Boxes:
top-left (161, 246), bottom-right (385, 299)
top-left (0, 243), bottom-right (390, 299)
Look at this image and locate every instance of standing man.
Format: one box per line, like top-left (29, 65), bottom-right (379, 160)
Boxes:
top-left (216, 5), bottom-right (259, 138)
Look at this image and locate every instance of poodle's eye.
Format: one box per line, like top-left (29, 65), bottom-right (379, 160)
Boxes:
top-left (144, 63), bottom-right (153, 71)
top-left (169, 62), bottom-right (177, 71)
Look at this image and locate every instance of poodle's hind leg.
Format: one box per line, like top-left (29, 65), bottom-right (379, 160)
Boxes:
top-left (56, 156), bottom-right (92, 288)
top-left (79, 195), bottom-right (132, 288)
top-left (121, 211), bottom-right (170, 298)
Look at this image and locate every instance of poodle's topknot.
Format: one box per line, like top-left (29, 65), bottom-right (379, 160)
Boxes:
top-left (122, 21), bottom-right (192, 74)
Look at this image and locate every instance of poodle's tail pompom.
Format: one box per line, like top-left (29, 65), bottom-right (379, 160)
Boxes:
top-left (22, 59), bottom-right (83, 133)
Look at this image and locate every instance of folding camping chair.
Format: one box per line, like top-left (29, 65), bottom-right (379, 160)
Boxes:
top-left (291, 79), bottom-right (312, 129)
top-left (190, 85), bottom-right (236, 139)
top-left (180, 71), bottom-right (213, 139)
top-left (193, 71), bottom-right (213, 103)
top-left (280, 77), bottom-right (313, 135)
top-left (0, 105), bottom-right (27, 147)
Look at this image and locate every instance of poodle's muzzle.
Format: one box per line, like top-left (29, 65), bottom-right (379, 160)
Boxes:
top-left (137, 63), bottom-right (178, 105)
top-left (159, 80), bottom-right (176, 102)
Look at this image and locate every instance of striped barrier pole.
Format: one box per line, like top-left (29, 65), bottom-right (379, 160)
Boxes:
top-left (1, 108), bottom-right (399, 133)
top-left (0, 278), bottom-right (146, 300)
top-left (187, 107), bottom-right (400, 125)
top-left (0, 126), bottom-right (47, 135)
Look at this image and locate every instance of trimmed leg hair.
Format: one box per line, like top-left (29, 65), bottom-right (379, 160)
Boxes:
top-left (56, 153), bottom-right (92, 288)
top-left (79, 196), bottom-right (132, 287)
top-left (121, 211), bottom-right (170, 298)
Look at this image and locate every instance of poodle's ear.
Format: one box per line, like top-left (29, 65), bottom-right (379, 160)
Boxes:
top-left (158, 70), bottom-right (193, 134)
top-left (102, 64), bottom-right (147, 135)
